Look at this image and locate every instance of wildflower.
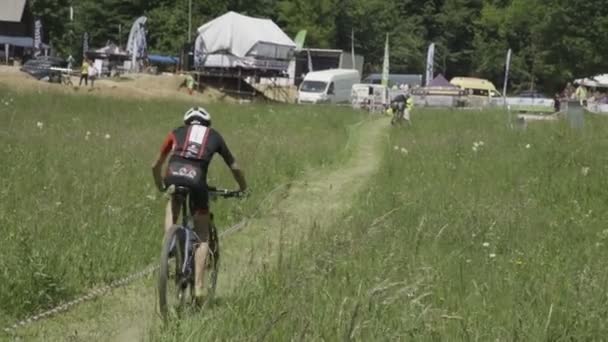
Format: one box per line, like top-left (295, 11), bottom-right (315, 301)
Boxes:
top-left (146, 195), bottom-right (156, 201)
top-left (465, 259), bottom-right (472, 264)
top-left (478, 141), bottom-right (485, 146)
top-left (400, 147), bottom-right (408, 155)
top-left (36, 121), bottom-right (44, 129)
top-left (489, 253), bottom-right (496, 258)
top-left (105, 134), bottom-right (111, 139)
top-left (86, 131), bottom-right (91, 136)
top-left (55, 201), bottom-right (62, 206)
top-left (482, 242), bottom-right (490, 248)
top-left (472, 146), bottom-right (478, 152)
top-left (525, 144), bottom-right (531, 149)
top-left (393, 145), bottom-right (399, 151)
top-left (85, 135), bottom-right (90, 141)
top-left (473, 142), bottom-right (479, 148)
top-left (581, 167), bottom-right (590, 176)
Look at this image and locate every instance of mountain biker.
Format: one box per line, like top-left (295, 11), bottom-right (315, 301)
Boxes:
top-left (390, 92), bottom-right (414, 126)
top-left (151, 107), bottom-right (247, 302)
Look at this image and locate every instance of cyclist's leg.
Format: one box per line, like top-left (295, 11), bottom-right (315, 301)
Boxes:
top-left (164, 196), bottom-right (182, 233)
top-left (190, 187), bottom-right (210, 300)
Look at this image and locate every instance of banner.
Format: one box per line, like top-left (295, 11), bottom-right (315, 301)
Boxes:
top-left (425, 43), bottom-right (435, 86)
top-left (381, 34), bottom-right (389, 87)
top-left (502, 48), bottom-right (512, 101)
top-left (127, 16), bottom-right (148, 59)
top-left (83, 32), bottom-right (89, 56)
top-left (34, 19), bottom-right (42, 56)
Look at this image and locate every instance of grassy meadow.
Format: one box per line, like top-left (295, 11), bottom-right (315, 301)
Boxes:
top-left (0, 86), bottom-right (363, 324)
top-left (156, 110), bottom-right (608, 340)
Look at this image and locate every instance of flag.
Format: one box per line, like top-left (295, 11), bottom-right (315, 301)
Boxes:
top-left (351, 29), bottom-right (356, 70)
top-left (83, 32), bottom-right (89, 56)
top-left (293, 30), bottom-right (307, 51)
top-left (307, 49), bottom-right (313, 72)
top-left (425, 43), bottom-right (435, 86)
top-left (34, 19), bottom-right (42, 56)
top-left (502, 48), bottom-right (512, 101)
top-left (381, 34), bottom-right (389, 87)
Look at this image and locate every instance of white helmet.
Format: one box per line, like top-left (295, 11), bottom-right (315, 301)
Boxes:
top-left (183, 107), bottom-right (211, 126)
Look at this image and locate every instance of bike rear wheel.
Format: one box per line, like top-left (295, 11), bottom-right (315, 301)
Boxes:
top-left (197, 223), bottom-right (220, 307)
top-left (158, 224), bottom-right (186, 321)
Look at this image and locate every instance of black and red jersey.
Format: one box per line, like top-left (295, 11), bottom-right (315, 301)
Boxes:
top-left (159, 124), bottom-right (235, 180)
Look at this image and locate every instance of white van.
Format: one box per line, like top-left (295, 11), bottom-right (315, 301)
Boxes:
top-left (298, 69), bottom-right (360, 104)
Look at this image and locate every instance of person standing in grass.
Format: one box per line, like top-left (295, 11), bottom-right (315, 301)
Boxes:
top-left (79, 57), bottom-right (89, 86)
top-left (151, 107), bottom-right (247, 303)
top-left (88, 62), bottom-right (97, 88)
top-left (186, 74), bottom-right (198, 95)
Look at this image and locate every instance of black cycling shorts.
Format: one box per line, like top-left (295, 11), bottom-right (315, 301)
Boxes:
top-left (164, 160), bottom-right (209, 213)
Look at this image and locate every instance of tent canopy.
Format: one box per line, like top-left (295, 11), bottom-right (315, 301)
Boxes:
top-left (148, 54), bottom-right (179, 65)
top-left (428, 74), bottom-right (457, 88)
top-left (196, 11), bottom-right (295, 60)
top-left (575, 74), bottom-right (608, 88)
top-left (0, 35), bottom-right (48, 48)
top-left (0, 0), bottom-right (26, 22)
top-left (94, 42), bottom-right (127, 55)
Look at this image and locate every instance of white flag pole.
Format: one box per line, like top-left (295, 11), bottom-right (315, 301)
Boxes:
top-left (502, 48), bottom-right (512, 106)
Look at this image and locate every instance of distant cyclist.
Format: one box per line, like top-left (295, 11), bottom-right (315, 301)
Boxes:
top-left (151, 107), bottom-right (247, 302)
top-left (390, 93), bottom-right (413, 126)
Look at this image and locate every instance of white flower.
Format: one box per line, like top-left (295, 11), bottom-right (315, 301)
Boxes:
top-left (146, 195), bottom-right (156, 201)
top-left (472, 146), bottom-right (478, 152)
top-left (581, 167), bottom-right (590, 176)
top-left (525, 144), bottom-right (531, 149)
top-left (36, 121), bottom-right (44, 129)
top-left (55, 201), bottom-right (62, 206)
top-left (473, 142), bottom-right (479, 148)
top-left (393, 145), bottom-right (399, 150)
top-left (465, 259), bottom-right (472, 264)
top-left (400, 147), bottom-right (408, 155)
top-left (482, 242), bottom-right (490, 248)
top-left (104, 134), bottom-right (111, 139)
top-left (489, 253), bottom-right (496, 258)
top-left (478, 141), bottom-right (485, 146)
top-left (86, 131), bottom-right (91, 136)
top-left (85, 135), bottom-right (90, 141)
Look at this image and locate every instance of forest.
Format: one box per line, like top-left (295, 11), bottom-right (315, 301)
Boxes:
top-left (30, 0), bottom-right (608, 92)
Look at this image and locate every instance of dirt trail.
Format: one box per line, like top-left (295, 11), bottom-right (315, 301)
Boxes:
top-left (12, 117), bottom-right (389, 342)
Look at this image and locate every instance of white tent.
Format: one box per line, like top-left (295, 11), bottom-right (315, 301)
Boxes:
top-left (194, 11), bottom-right (296, 70)
top-left (574, 74), bottom-right (608, 88)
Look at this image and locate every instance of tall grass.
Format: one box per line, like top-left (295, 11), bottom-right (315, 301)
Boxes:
top-left (0, 86), bottom-right (363, 324)
top-left (157, 110), bottom-right (608, 340)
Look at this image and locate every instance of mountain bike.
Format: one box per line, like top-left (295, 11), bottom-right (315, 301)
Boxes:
top-left (158, 185), bottom-right (243, 320)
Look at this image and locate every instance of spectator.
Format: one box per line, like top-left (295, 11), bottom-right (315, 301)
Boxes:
top-left (67, 55), bottom-right (74, 70)
top-left (89, 63), bottom-right (97, 88)
top-left (575, 84), bottom-right (588, 104)
top-left (79, 58), bottom-right (89, 86)
top-left (553, 93), bottom-right (561, 112)
top-left (185, 74), bottom-right (197, 95)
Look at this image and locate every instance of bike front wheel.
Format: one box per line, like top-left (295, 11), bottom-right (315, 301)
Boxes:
top-left (158, 224), bottom-right (186, 321)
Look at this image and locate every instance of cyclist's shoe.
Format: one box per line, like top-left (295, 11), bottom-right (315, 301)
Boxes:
top-left (194, 287), bottom-right (208, 307)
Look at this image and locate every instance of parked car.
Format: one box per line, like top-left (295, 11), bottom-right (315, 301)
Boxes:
top-left (298, 69), bottom-right (360, 104)
top-left (20, 56), bottom-right (68, 81)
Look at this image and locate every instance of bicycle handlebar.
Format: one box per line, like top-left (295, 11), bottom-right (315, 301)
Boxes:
top-left (208, 186), bottom-right (247, 199)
